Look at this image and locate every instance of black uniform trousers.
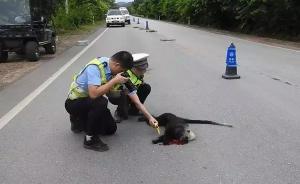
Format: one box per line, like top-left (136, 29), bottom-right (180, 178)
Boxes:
top-left (65, 96), bottom-right (117, 136)
top-left (109, 83), bottom-right (151, 118)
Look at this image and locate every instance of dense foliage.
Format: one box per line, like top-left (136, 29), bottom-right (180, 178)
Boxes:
top-left (130, 0), bottom-right (300, 38)
top-left (53, 0), bottom-right (114, 30)
top-left (0, 0), bottom-right (114, 30)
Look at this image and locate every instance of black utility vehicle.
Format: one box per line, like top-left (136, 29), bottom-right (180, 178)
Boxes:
top-left (0, 0), bottom-right (56, 62)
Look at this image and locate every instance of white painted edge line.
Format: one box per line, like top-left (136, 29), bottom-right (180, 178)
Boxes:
top-left (0, 28), bottom-right (109, 130)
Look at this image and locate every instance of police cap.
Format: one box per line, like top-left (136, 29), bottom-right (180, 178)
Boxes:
top-left (132, 53), bottom-right (149, 69)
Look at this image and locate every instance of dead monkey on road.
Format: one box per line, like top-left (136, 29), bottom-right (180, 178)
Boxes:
top-left (138, 113), bottom-right (233, 145)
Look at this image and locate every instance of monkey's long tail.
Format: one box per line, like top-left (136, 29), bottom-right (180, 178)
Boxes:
top-left (186, 119), bottom-right (233, 127)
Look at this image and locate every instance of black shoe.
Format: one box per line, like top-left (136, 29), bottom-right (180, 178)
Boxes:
top-left (114, 110), bottom-right (128, 123)
top-left (71, 123), bottom-right (82, 133)
top-left (137, 116), bottom-right (147, 122)
top-left (84, 135), bottom-right (109, 152)
top-left (70, 115), bottom-right (84, 133)
top-left (128, 108), bottom-right (142, 116)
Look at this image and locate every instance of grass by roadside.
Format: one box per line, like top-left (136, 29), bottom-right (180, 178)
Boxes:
top-left (57, 20), bottom-right (105, 36)
top-left (55, 20), bottom-right (105, 55)
top-left (0, 20), bottom-right (105, 91)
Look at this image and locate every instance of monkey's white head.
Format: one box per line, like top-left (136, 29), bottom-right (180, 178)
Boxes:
top-left (183, 129), bottom-right (196, 141)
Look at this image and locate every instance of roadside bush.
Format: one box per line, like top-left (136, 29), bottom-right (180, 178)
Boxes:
top-left (131, 0), bottom-right (300, 39)
top-left (53, 0), bottom-right (113, 31)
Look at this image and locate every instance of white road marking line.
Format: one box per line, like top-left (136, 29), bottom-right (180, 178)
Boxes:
top-left (0, 28), bottom-right (109, 130)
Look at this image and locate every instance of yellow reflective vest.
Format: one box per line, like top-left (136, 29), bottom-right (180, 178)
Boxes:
top-left (127, 70), bottom-right (143, 87)
top-left (67, 58), bottom-right (108, 100)
top-left (112, 69), bottom-right (143, 92)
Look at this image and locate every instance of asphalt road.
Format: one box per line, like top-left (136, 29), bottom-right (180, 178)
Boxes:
top-left (0, 18), bottom-right (299, 184)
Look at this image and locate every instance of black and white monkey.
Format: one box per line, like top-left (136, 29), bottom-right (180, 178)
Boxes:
top-left (138, 113), bottom-right (233, 145)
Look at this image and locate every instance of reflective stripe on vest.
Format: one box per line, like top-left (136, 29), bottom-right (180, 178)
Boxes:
top-left (127, 70), bottom-right (143, 87)
top-left (112, 70), bottom-right (143, 91)
top-left (68, 58), bottom-right (108, 100)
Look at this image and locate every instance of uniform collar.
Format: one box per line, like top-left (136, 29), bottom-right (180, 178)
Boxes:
top-left (98, 57), bottom-right (112, 79)
top-left (106, 58), bottom-right (112, 75)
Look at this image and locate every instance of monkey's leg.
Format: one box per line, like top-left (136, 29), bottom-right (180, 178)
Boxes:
top-left (152, 135), bottom-right (164, 144)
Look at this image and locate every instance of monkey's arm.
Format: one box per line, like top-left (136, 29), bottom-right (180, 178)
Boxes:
top-left (152, 135), bottom-right (164, 144)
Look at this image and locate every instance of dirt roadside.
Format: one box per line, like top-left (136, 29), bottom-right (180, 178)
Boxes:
top-left (0, 22), bottom-right (104, 91)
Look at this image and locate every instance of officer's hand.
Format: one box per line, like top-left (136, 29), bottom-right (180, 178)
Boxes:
top-left (113, 73), bottom-right (129, 84)
top-left (148, 117), bottom-right (159, 128)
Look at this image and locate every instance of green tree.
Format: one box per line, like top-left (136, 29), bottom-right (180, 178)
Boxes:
top-left (52, 0), bottom-right (114, 30)
top-left (130, 0), bottom-right (300, 38)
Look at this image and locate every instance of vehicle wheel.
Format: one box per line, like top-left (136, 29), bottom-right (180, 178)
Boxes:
top-left (44, 37), bottom-right (56, 54)
top-left (106, 23), bottom-right (110, 27)
top-left (16, 48), bottom-right (25, 55)
top-left (16, 51), bottom-right (24, 55)
top-left (122, 23), bottom-right (125, 27)
top-left (25, 41), bottom-right (40, 61)
top-left (127, 20), bottom-right (131, 24)
top-left (0, 51), bottom-right (8, 62)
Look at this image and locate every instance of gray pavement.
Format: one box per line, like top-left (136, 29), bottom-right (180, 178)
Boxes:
top-left (0, 18), bottom-right (300, 184)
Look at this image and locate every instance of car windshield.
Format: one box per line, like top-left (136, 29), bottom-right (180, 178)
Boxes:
top-left (108, 10), bottom-right (122, 16)
top-left (121, 10), bottom-right (129, 15)
top-left (0, 0), bottom-right (31, 25)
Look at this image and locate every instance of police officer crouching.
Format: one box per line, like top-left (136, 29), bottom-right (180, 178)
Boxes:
top-left (65, 51), bottom-right (158, 152)
top-left (108, 53), bottom-right (151, 121)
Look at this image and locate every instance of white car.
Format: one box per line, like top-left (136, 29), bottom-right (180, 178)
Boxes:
top-left (120, 9), bottom-right (130, 24)
top-left (106, 9), bottom-right (125, 27)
